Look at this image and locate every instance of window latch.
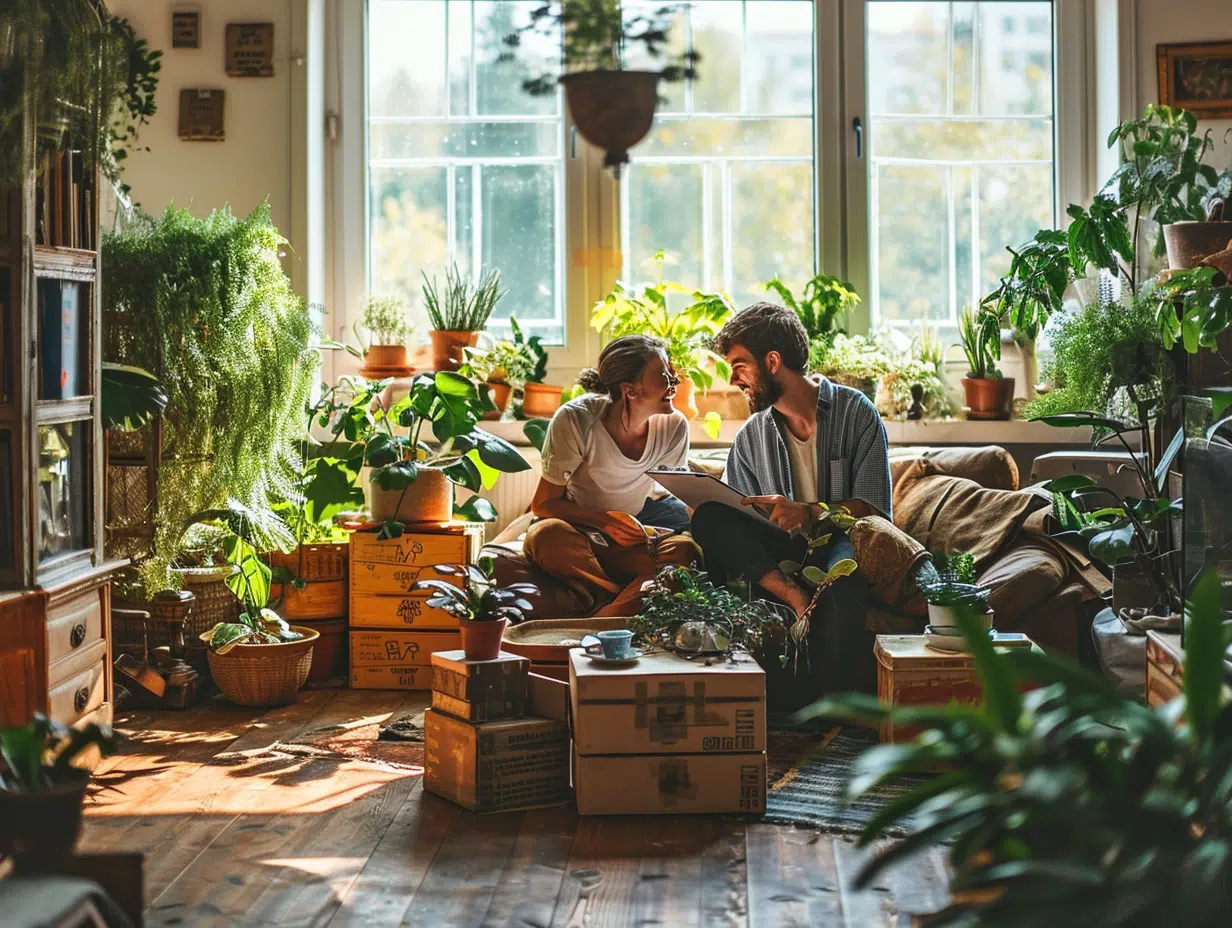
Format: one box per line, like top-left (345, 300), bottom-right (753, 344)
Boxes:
top-left (570, 125), bottom-right (578, 159)
top-left (852, 117), bottom-right (863, 159)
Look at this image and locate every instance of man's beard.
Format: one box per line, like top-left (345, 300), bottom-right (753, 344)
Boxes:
top-left (745, 359), bottom-right (783, 413)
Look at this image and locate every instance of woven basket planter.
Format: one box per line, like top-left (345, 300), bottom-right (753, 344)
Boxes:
top-left (176, 565), bottom-right (243, 636)
top-left (201, 625), bottom-right (320, 708)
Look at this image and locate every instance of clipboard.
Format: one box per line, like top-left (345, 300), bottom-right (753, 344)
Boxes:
top-left (647, 469), bottom-right (774, 526)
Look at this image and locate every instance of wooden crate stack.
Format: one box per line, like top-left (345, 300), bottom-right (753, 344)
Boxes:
top-left (424, 650), bottom-right (571, 812)
top-left (348, 524), bottom-right (485, 690)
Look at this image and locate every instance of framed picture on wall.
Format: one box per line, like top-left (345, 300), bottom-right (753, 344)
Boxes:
top-left (178, 90), bottom-right (225, 142)
top-left (225, 23), bottom-right (275, 77)
top-left (171, 10), bottom-right (200, 49)
top-left (1158, 41), bottom-right (1232, 119)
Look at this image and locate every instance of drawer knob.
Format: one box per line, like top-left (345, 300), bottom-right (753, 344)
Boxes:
top-left (74, 686), bottom-right (90, 713)
top-left (70, 623), bottom-right (86, 648)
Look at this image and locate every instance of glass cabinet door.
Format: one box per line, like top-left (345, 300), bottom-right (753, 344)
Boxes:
top-left (37, 279), bottom-right (89, 400)
top-left (37, 421), bottom-right (91, 561)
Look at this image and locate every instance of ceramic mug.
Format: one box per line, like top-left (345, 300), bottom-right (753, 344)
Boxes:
top-left (583, 629), bottom-right (635, 659)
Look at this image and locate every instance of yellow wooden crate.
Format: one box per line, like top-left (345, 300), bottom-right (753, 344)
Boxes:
top-left (349, 524), bottom-right (484, 568)
top-left (349, 560), bottom-right (462, 595)
top-left (349, 592), bottom-right (460, 629)
top-left (348, 630), bottom-right (462, 690)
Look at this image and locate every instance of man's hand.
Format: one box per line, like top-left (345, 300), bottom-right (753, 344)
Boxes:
top-left (601, 511), bottom-right (651, 547)
top-left (743, 495), bottom-right (815, 534)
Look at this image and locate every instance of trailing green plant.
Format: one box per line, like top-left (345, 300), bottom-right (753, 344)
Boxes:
top-left (629, 564), bottom-right (788, 662)
top-left (357, 295), bottom-right (415, 347)
top-left (351, 371), bottom-right (531, 538)
top-left (801, 571), bottom-right (1232, 926)
top-left (0, 2), bottom-right (161, 193)
top-left (464, 315), bottom-right (548, 387)
top-left (412, 558), bottom-right (538, 623)
top-left (765, 272), bottom-right (859, 347)
top-left (774, 509), bottom-right (858, 668)
top-left (1027, 294), bottom-right (1174, 421)
top-left (958, 305), bottom-right (1001, 380)
top-left (1143, 265), bottom-right (1232, 355)
top-left (0, 714), bottom-right (117, 792)
top-left (499, 0), bottom-right (700, 96)
top-left (592, 250), bottom-right (733, 392)
top-left (423, 263), bottom-right (505, 332)
top-left (101, 203), bottom-right (316, 595)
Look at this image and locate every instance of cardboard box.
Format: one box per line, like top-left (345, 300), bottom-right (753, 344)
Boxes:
top-left (424, 709), bottom-right (570, 812)
top-left (574, 752), bottom-right (766, 815)
top-left (430, 650), bottom-right (529, 722)
top-left (349, 630), bottom-right (461, 690)
top-left (528, 672), bottom-right (568, 723)
top-left (570, 649), bottom-right (766, 756)
top-left (349, 592), bottom-right (460, 628)
top-left (350, 525), bottom-right (484, 568)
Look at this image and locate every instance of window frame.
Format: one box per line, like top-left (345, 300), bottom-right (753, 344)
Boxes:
top-left (331, 0), bottom-right (1095, 383)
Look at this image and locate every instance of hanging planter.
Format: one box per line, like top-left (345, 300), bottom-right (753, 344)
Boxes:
top-left (561, 69), bottom-right (661, 176)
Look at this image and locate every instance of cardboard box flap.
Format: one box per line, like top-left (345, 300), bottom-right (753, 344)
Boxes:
top-left (569, 648), bottom-right (766, 702)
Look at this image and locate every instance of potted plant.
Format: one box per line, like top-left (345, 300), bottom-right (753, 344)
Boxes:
top-left (800, 571), bottom-right (1232, 926)
top-left (199, 518), bottom-right (319, 708)
top-left (463, 315), bottom-right (554, 418)
top-left (356, 295), bottom-right (415, 375)
top-left (811, 333), bottom-right (890, 402)
top-left (423, 263), bottom-right (505, 373)
top-left (591, 251), bottom-right (733, 419)
top-left (0, 714), bottom-right (117, 872)
top-left (413, 558), bottom-right (537, 661)
top-left (921, 552), bottom-right (992, 630)
top-left (500, 1), bottom-right (700, 175)
top-left (957, 306), bottom-right (1014, 420)
top-left (765, 272), bottom-right (860, 355)
top-left (355, 371), bottom-right (531, 535)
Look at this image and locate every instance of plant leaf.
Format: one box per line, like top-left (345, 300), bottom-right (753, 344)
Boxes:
top-left (454, 494), bottom-right (498, 523)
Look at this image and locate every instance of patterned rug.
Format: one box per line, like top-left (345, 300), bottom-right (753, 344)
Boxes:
top-left (764, 723), bottom-right (929, 837)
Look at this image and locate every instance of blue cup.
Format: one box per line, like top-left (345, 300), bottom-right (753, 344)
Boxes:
top-left (584, 629), bottom-right (635, 659)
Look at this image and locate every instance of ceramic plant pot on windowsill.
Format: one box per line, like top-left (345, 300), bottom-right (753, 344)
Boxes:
top-left (522, 382), bottom-right (562, 418)
top-left (485, 380), bottom-right (512, 419)
top-left (430, 330), bottom-right (479, 372)
top-left (962, 377), bottom-right (1015, 420)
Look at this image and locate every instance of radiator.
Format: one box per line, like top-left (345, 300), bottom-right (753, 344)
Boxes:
top-left (479, 448), bottom-right (542, 540)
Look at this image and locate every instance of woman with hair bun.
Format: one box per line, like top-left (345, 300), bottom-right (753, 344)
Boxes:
top-left (525, 335), bottom-right (700, 616)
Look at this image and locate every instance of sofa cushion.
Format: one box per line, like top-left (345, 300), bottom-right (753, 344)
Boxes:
top-left (849, 516), bottom-right (931, 615)
top-left (978, 538), bottom-right (1068, 629)
top-left (891, 445), bottom-right (1019, 492)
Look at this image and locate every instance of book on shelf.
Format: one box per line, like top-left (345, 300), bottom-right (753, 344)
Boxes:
top-left (34, 149), bottom-right (93, 250)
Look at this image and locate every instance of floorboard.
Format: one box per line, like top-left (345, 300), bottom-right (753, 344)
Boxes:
top-left (79, 693), bottom-right (951, 928)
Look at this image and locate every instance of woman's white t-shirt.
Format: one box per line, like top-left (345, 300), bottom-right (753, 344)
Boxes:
top-left (540, 393), bottom-right (690, 514)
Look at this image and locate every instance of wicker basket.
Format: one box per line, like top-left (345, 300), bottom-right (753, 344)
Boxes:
top-left (176, 566), bottom-right (243, 636)
top-left (201, 625), bottom-right (320, 708)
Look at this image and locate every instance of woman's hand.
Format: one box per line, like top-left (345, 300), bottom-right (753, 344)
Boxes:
top-left (602, 511), bottom-right (651, 547)
top-left (743, 495), bottom-right (815, 534)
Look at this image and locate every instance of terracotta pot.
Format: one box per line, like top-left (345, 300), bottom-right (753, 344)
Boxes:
top-left (962, 377), bottom-right (1015, 420)
top-left (459, 616), bottom-right (509, 661)
top-left (368, 465), bottom-right (454, 523)
top-left (270, 543), bottom-right (348, 620)
top-left (201, 625), bottom-right (320, 708)
top-left (430, 329), bottom-right (479, 372)
top-left (522, 382), bottom-right (563, 418)
top-left (295, 616), bottom-right (347, 683)
top-left (365, 344), bottom-right (408, 371)
top-left (0, 771), bottom-right (89, 872)
top-left (560, 70), bottom-right (661, 174)
top-left (671, 379), bottom-right (699, 419)
top-left (1162, 221), bottom-right (1232, 270)
top-left (485, 380), bottom-right (512, 420)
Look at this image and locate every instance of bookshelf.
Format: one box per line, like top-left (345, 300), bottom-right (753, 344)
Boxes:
top-left (0, 104), bottom-right (119, 728)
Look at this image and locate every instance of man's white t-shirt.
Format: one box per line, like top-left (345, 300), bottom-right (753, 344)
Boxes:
top-left (540, 393), bottom-right (690, 514)
top-left (779, 422), bottom-right (819, 504)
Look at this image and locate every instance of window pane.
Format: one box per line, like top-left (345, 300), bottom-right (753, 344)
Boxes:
top-left (867, 1), bottom-right (1055, 328)
top-left (37, 279), bottom-right (88, 400)
top-left (621, 1), bottom-right (816, 301)
top-left (368, 0), bottom-right (565, 344)
top-left (38, 421), bottom-right (90, 561)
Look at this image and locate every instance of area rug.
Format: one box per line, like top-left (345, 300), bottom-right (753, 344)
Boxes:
top-left (764, 723), bottom-right (929, 837)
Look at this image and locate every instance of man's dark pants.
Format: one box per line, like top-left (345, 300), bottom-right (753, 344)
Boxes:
top-left (691, 501), bottom-right (876, 709)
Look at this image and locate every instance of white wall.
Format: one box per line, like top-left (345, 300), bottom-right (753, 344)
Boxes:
top-left (108, 1), bottom-right (295, 232)
top-left (1137, 0), bottom-right (1232, 171)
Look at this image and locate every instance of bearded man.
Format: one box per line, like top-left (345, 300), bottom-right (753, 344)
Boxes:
top-left (691, 301), bottom-right (891, 700)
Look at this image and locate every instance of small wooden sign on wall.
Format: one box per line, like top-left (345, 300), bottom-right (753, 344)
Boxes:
top-left (225, 23), bottom-right (275, 77)
top-left (178, 89), bottom-right (225, 141)
top-left (171, 11), bottom-right (200, 49)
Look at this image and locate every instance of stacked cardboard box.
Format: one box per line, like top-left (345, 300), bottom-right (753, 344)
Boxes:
top-left (348, 524), bottom-right (484, 689)
top-left (569, 648), bottom-right (767, 815)
top-left (424, 650), bottom-right (571, 812)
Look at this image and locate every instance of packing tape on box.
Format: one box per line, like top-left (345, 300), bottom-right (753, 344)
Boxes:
top-left (634, 681), bottom-right (729, 744)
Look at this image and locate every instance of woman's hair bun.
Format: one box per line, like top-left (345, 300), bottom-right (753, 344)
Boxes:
top-left (576, 368), bottom-right (605, 394)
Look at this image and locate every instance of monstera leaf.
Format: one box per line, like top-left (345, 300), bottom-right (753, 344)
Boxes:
top-left (101, 363), bottom-right (167, 430)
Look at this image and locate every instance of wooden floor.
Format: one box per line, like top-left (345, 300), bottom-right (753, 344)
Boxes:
top-left (81, 688), bottom-right (949, 927)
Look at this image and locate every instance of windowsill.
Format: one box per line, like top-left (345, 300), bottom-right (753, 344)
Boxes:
top-left (475, 416), bottom-right (1094, 448)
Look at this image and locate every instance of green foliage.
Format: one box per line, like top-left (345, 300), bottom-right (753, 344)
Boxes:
top-left (422, 263), bottom-right (505, 332)
top-left (358, 295), bottom-right (415, 346)
top-left (100, 362), bottom-right (166, 431)
top-left (592, 251), bottom-right (733, 391)
top-left (629, 564), bottom-right (788, 661)
top-left (102, 203), bottom-right (316, 594)
top-left (0, 714), bottom-right (117, 792)
top-left (811, 333), bottom-right (891, 382)
top-left (921, 580), bottom-right (990, 610)
top-left (932, 552), bottom-right (976, 584)
top-left (463, 315), bottom-right (549, 387)
top-left (765, 272), bottom-right (859, 345)
top-left (1027, 295), bottom-right (1173, 421)
top-left (413, 559), bottom-right (538, 623)
top-left (801, 574), bottom-right (1232, 926)
top-left (1144, 266), bottom-right (1232, 354)
top-left (499, 0), bottom-right (701, 96)
top-left (958, 306), bottom-right (1000, 379)
top-left (105, 15), bottom-right (161, 200)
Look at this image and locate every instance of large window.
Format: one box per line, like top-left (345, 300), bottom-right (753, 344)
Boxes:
top-left (865, 1), bottom-right (1056, 328)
